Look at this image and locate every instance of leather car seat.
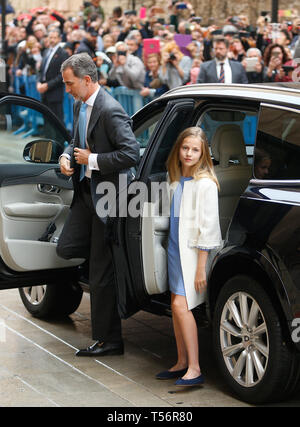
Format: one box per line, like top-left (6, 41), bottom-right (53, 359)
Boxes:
top-left (211, 124), bottom-right (252, 237)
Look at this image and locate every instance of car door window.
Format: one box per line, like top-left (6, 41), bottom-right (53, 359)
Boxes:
top-left (197, 107), bottom-right (258, 237)
top-left (197, 108), bottom-right (258, 164)
top-left (0, 99), bottom-right (68, 164)
top-left (254, 106), bottom-right (300, 180)
top-left (134, 109), bottom-right (165, 156)
top-left (148, 103), bottom-right (196, 176)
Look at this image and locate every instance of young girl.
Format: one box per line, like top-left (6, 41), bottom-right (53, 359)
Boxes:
top-left (156, 127), bottom-right (222, 386)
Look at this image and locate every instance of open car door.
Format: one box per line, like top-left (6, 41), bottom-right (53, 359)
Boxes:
top-left (0, 95), bottom-right (83, 288)
top-left (110, 98), bottom-right (196, 318)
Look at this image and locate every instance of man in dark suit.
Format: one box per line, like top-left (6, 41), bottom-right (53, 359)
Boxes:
top-left (197, 36), bottom-right (248, 84)
top-left (57, 53), bottom-right (139, 357)
top-left (37, 28), bottom-right (68, 122)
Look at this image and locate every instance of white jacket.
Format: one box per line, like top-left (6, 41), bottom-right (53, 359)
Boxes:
top-left (168, 176), bottom-right (222, 310)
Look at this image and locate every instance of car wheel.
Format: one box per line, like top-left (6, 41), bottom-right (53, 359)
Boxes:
top-left (213, 275), bottom-right (300, 404)
top-left (19, 282), bottom-right (83, 318)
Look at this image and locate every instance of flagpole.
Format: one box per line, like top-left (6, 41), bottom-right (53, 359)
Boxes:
top-left (271, 0), bottom-right (278, 23)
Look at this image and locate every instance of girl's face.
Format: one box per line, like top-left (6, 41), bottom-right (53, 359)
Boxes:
top-left (179, 136), bottom-right (202, 173)
top-left (147, 56), bottom-right (159, 72)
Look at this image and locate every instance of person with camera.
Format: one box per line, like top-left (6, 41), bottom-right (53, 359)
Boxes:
top-left (159, 41), bottom-right (192, 89)
top-left (125, 31), bottom-right (143, 60)
top-left (241, 48), bottom-right (264, 83)
top-left (140, 53), bottom-right (169, 98)
top-left (117, 11), bottom-right (142, 43)
top-left (168, 1), bottom-right (194, 32)
top-left (107, 41), bottom-right (145, 89)
top-left (263, 43), bottom-right (289, 82)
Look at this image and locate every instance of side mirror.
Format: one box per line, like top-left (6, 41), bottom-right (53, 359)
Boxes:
top-left (23, 139), bottom-right (64, 164)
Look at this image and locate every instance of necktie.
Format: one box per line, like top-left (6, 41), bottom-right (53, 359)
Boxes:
top-left (78, 102), bottom-right (87, 181)
top-left (219, 62), bottom-right (225, 83)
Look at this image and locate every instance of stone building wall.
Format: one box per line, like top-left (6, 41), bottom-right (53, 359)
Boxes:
top-left (10, 0), bottom-right (299, 25)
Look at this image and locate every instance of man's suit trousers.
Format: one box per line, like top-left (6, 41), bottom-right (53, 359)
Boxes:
top-left (56, 178), bottom-right (122, 343)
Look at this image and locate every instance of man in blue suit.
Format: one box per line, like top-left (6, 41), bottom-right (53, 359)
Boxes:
top-left (197, 36), bottom-right (248, 84)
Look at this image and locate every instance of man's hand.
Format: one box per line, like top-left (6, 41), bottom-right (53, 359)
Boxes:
top-left (37, 82), bottom-right (48, 94)
top-left (59, 156), bottom-right (74, 177)
top-left (74, 147), bottom-right (91, 165)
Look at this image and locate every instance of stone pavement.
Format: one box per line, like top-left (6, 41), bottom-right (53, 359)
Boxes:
top-left (0, 289), bottom-right (299, 408)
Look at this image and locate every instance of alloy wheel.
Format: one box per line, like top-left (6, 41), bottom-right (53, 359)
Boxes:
top-left (219, 291), bottom-right (269, 387)
top-left (22, 285), bottom-right (47, 305)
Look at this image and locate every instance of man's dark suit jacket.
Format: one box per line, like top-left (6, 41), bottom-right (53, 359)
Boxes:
top-left (64, 87), bottom-right (140, 219)
top-left (197, 59), bottom-right (248, 84)
top-left (38, 46), bottom-right (68, 103)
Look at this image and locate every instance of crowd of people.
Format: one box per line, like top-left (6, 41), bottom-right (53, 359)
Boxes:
top-left (4, 0), bottom-right (300, 103)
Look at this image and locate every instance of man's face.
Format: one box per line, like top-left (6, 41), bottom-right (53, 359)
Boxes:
top-left (34, 29), bottom-right (44, 40)
top-left (87, 33), bottom-right (97, 47)
top-left (49, 31), bottom-right (60, 48)
top-left (214, 41), bottom-right (228, 61)
top-left (62, 68), bottom-right (88, 101)
top-left (126, 39), bottom-right (137, 53)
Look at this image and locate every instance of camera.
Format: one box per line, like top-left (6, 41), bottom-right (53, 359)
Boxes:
top-left (169, 53), bottom-right (176, 61)
top-left (282, 65), bottom-right (295, 75)
top-left (191, 17), bottom-right (202, 24)
top-left (124, 10), bottom-right (137, 16)
top-left (176, 2), bottom-right (187, 9)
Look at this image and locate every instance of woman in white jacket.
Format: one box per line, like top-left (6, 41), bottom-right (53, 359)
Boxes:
top-left (156, 127), bottom-right (222, 386)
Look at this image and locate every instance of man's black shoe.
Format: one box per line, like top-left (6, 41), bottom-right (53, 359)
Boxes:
top-left (75, 341), bottom-right (124, 357)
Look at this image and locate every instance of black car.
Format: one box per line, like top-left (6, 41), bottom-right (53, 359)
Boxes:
top-left (0, 83), bottom-right (300, 404)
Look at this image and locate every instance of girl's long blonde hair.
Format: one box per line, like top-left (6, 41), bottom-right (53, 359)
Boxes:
top-left (166, 127), bottom-right (219, 189)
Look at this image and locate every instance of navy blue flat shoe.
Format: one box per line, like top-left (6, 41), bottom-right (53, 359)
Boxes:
top-left (175, 374), bottom-right (204, 386)
top-left (156, 368), bottom-right (187, 380)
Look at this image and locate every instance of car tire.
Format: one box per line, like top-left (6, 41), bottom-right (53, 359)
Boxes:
top-left (19, 282), bottom-right (83, 318)
top-left (213, 275), bottom-right (300, 404)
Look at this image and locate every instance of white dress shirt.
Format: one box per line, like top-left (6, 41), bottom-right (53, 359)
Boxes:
top-left (85, 86), bottom-right (101, 177)
top-left (216, 58), bottom-right (232, 84)
top-left (42, 44), bottom-right (60, 80)
top-left (61, 86), bottom-right (101, 178)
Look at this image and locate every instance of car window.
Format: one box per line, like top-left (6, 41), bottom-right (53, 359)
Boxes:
top-left (134, 109), bottom-right (164, 156)
top-left (0, 101), bottom-right (68, 164)
top-left (148, 106), bottom-right (195, 176)
top-left (197, 108), bottom-right (258, 164)
top-left (254, 106), bottom-right (300, 180)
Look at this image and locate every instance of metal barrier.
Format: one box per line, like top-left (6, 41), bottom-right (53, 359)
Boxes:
top-left (109, 86), bottom-right (153, 116)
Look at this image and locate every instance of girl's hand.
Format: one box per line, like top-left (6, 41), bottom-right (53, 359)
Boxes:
top-left (194, 267), bottom-right (207, 293)
top-left (195, 250), bottom-right (208, 293)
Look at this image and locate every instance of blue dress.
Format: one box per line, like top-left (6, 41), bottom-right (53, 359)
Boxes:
top-left (168, 176), bottom-right (193, 296)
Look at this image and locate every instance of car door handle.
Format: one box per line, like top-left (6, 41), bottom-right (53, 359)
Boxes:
top-left (37, 184), bottom-right (60, 194)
